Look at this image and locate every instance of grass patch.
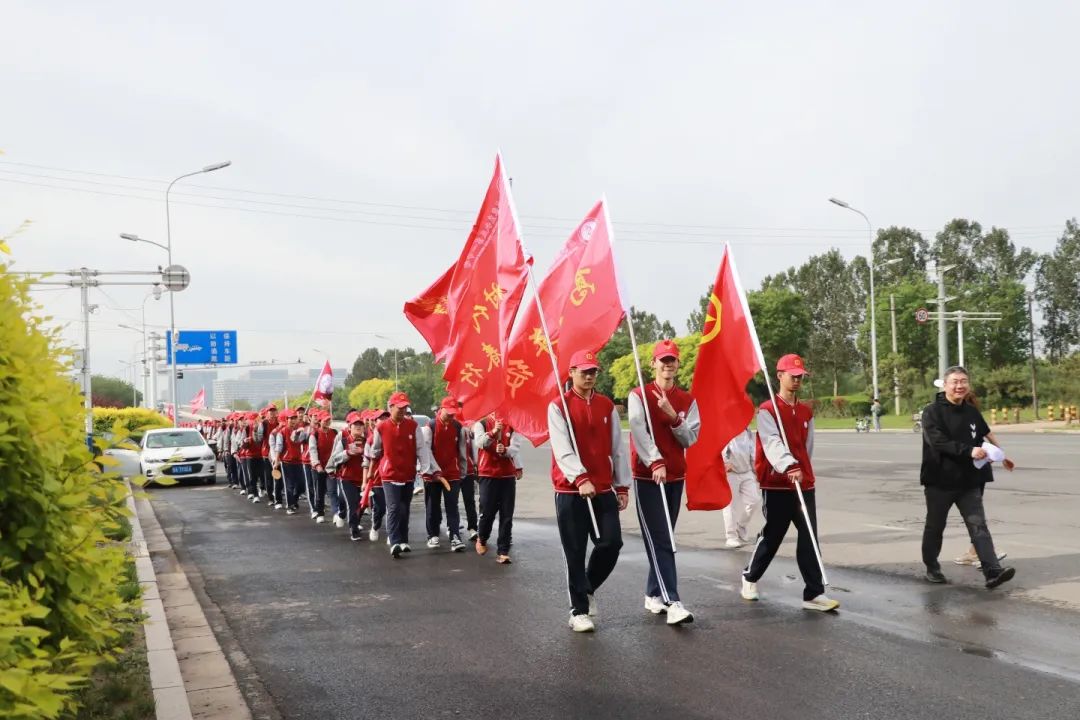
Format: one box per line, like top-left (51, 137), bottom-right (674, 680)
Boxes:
top-left (70, 560), bottom-right (153, 720)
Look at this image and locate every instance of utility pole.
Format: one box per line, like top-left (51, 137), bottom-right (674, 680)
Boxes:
top-left (79, 269), bottom-right (92, 436)
top-left (1028, 291), bottom-right (1039, 419)
top-left (890, 293), bottom-right (900, 415)
top-left (936, 265), bottom-right (950, 378)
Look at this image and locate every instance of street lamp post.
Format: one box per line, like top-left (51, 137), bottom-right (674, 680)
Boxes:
top-left (830, 197), bottom-right (880, 401)
top-left (122, 160), bottom-right (231, 427)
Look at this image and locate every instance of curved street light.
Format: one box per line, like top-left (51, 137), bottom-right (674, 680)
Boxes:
top-left (829, 197), bottom-right (880, 402)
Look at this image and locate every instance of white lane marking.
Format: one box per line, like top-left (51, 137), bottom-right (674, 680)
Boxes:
top-left (864, 523), bottom-right (911, 532)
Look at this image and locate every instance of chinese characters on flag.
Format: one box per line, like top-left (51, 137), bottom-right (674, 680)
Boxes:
top-left (501, 200), bottom-right (625, 444)
top-left (439, 154), bottom-right (531, 420)
top-left (684, 244), bottom-right (761, 510)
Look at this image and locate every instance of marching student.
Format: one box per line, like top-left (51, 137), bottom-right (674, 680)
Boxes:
top-left (280, 409), bottom-right (306, 514)
top-left (361, 409), bottom-right (388, 541)
top-left (368, 392), bottom-right (429, 558)
top-left (722, 425), bottom-right (759, 548)
top-left (221, 419), bottom-right (237, 489)
top-left (472, 411), bottom-right (523, 563)
top-left (421, 397), bottom-right (469, 552)
top-left (268, 415), bottom-right (286, 509)
top-left (239, 413), bottom-right (260, 503)
top-left (741, 354), bottom-right (839, 612)
top-left (460, 422), bottom-right (480, 541)
top-left (254, 405), bottom-right (279, 501)
top-left (328, 411), bottom-right (369, 541)
top-left (628, 339), bottom-right (700, 626)
top-left (549, 349), bottom-right (629, 632)
top-left (307, 411), bottom-right (338, 523)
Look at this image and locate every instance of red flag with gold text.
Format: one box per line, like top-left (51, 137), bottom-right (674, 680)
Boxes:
top-left (500, 200), bottom-right (625, 444)
top-left (442, 154), bottom-right (531, 420)
top-left (404, 265), bottom-right (453, 362)
top-left (684, 245), bottom-right (761, 510)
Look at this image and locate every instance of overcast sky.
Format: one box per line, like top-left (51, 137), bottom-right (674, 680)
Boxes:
top-left (4, 1), bottom-right (1078, 391)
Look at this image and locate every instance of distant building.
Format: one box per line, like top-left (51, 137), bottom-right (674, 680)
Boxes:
top-left (212, 368), bottom-right (346, 409)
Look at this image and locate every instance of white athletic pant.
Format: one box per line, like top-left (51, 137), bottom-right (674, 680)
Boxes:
top-left (722, 471), bottom-right (761, 541)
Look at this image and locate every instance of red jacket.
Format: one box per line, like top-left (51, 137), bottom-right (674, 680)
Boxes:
top-left (754, 395), bottom-right (815, 491)
top-left (374, 417), bottom-right (419, 484)
top-left (427, 417), bottom-right (464, 481)
top-left (476, 419), bottom-right (517, 479)
top-left (312, 428), bottom-right (336, 470)
top-left (258, 419), bottom-right (277, 459)
top-left (300, 424), bottom-right (312, 465)
top-left (337, 429), bottom-right (365, 485)
top-left (364, 432), bottom-right (382, 488)
top-left (550, 390), bottom-right (625, 495)
top-left (629, 383), bottom-right (695, 481)
top-left (281, 425), bottom-right (305, 464)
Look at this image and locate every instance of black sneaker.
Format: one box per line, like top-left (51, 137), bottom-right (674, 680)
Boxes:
top-left (985, 566), bottom-right (1016, 589)
top-left (350, 528), bottom-right (363, 542)
top-left (925, 569), bottom-right (948, 584)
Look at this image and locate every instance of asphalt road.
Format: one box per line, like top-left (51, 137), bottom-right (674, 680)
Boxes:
top-left (150, 441), bottom-right (1080, 720)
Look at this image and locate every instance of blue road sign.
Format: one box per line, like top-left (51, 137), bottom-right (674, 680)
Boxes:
top-left (166, 330), bottom-right (238, 365)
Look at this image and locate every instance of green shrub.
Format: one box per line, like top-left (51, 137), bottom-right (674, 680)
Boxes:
top-left (1, 254), bottom-right (140, 718)
top-left (91, 408), bottom-right (170, 436)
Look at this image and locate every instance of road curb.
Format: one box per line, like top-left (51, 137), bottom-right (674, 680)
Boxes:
top-left (127, 482), bottom-right (194, 720)
top-left (128, 483), bottom-right (253, 720)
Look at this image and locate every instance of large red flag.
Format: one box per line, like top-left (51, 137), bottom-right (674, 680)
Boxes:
top-left (311, 361), bottom-right (334, 408)
top-left (404, 265), bottom-right (453, 361)
top-left (501, 200), bottom-right (625, 445)
top-left (684, 245), bottom-right (761, 510)
top-left (442, 154), bottom-right (531, 420)
top-left (189, 388), bottom-right (206, 414)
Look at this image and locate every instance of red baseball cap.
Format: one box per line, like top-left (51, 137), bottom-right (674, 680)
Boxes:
top-left (388, 391), bottom-right (411, 408)
top-left (777, 353), bottom-right (809, 376)
top-left (345, 411), bottom-right (363, 424)
top-left (568, 349), bottom-right (600, 371)
top-left (266, 404), bottom-right (278, 411)
top-left (653, 339), bottom-right (680, 361)
top-left (439, 397), bottom-right (460, 414)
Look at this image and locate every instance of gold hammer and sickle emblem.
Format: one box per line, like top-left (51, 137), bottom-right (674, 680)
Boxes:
top-left (700, 293), bottom-right (723, 344)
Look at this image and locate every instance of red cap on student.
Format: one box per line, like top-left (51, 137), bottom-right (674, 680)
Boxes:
top-left (388, 391), bottom-right (411, 408)
top-left (776, 353), bottom-right (809, 376)
top-left (345, 411), bottom-right (363, 424)
top-left (439, 397), bottom-right (460, 414)
top-left (568, 349), bottom-right (600, 371)
top-left (653, 339), bottom-right (680, 361)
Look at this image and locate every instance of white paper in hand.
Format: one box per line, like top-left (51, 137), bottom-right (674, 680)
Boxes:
top-left (974, 441), bottom-right (1006, 469)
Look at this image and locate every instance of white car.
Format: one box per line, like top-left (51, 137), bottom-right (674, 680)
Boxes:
top-left (140, 428), bottom-right (218, 485)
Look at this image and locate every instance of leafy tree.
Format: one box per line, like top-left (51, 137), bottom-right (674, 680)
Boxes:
top-left (232, 398), bottom-right (253, 411)
top-left (90, 374), bottom-right (141, 408)
top-left (931, 219), bottom-right (983, 286)
top-left (746, 287), bottom-right (811, 368)
top-left (873, 226), bottom-right (929, 285)
top-left (345, 347), bottom-right (388, 387)
top-left (347, 378), bottom-right (395, 410)
top-left (1035, 220), bottom-right (1080, 362)
top-left (609, 335), bottom-right (700, 400)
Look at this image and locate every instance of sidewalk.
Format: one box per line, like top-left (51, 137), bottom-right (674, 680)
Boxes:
top-left (131, 488), bottom-right (252, 720)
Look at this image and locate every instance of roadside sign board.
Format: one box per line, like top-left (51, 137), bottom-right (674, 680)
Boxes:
top-left (166, 330), bottom-right (238, 365)
top-left (915, 308), bottom-right (929, 324)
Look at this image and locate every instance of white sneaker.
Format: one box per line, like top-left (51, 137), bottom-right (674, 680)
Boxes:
top-left (391, 543), bottom-right (402, 558)
top-left (259, 489), bottom-right (267, 498)
top-left (369, 528), bottom-right (379, 542)
top-left (427, 537), bottom-right (441, 548)
top-left (286, 508), bottom-right (297, 516)
top-left (725, 538), bottom-right (744, 549)
top-left (315, 516), bottom-right (326, 524)
top-left (401, 544), bottom-right (412, 553)
top-left (644, 596), bottom-right (668, 614)
top-left (568, 614), bottom-right (595, 633)
top-left (802, 594), bottom-right (840, 612)
top-left (251, 496), bottom-right (260, 504)
top-left (741, 577), bottom-right (759, 601)
top-left (310, 511), bottom-right (319, 519)
top-left (666, 601), bottom-right (694, 625)
top-left (587, 594), bottom-right (597, 618)
top-left (468, 529), bottom-right (478, 541)
top-left (274, 503), bottom-right (284, 510)
top-left (450, 537), bottom-right (465, 552)
top-left (334, 516), bottom-right (346, 529)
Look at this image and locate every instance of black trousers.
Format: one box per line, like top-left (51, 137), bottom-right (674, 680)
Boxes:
top-left (424, 480), bottom-right (462, 540)
top-left (743, 489), bottom-right (825, 601)
top-left (555, 491), bottom-right (623, 616)
top-left (478, 477), bottom-right (516, 555)
top-left (922, 484), bottom-right (1001, 577)
top-left (240, 458), bottom-right (256, 495)
top-left (635, 479), bottom-right (684, 603)
top-left (225, 453), bottom-right (238, 485)
top-left (383, 482), bottom-right (415, 546)
top-left (460, 474), bottom-right (479, 531)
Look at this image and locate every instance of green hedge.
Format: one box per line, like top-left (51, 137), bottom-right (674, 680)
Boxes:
top-left (91, 408), bottom-right (171, 436)
top-left (1, 256), bottom-right (139, 717)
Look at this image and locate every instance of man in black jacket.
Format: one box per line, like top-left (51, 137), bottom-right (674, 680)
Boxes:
top-left (920, 366), bottom-right (1016, 589)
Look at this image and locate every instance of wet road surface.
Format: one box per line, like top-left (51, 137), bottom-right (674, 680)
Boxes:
top-left (150, 480), bottom-right (1080, 720)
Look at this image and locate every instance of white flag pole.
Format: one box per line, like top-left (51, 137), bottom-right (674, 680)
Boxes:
top-left (727, 244), bottom-right (827, 585)
top-left (502, 158), bottom-right (599, 539)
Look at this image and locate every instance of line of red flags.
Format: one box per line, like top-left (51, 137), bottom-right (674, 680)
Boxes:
top-left (404, 154), bottom-right (764, 511)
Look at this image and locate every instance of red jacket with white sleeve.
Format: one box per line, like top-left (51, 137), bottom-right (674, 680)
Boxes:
top-left (754, 395), bottom-right (815, 491)
top-left (627, 383), bottom-right (700, 482)
top-left (547, 389), bottom-right (629, 496)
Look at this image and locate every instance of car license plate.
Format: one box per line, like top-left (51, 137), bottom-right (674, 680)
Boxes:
top-left (171, 464), bottom-right (193, 475)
